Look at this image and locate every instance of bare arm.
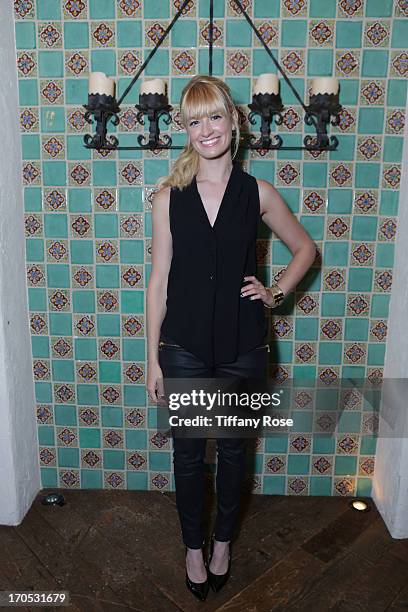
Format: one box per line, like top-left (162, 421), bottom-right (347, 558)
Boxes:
top-left (257, 179), bottom-right (316, 296)
top-left (146, 187), bottom-right (172, 368)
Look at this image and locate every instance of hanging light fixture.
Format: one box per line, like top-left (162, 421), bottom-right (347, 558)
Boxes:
top-left (83, 0), bottom-right (343, 152)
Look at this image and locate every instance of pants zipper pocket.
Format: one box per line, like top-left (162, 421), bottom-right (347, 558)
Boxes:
top-left (159, 340), bottom-right (182, 348)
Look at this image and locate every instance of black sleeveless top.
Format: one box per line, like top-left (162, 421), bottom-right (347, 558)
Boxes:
top-left (160, 161), bottom-right (267, 367)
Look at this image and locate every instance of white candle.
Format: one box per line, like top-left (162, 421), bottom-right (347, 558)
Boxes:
top-left (253, 73), bottom-right (279, 95)
top-left (311, 77), bottom-right (339, 96)
top-left (140, 78), bottom-right (166, 95)
top-left (89, 71), bottom-right (115, 96)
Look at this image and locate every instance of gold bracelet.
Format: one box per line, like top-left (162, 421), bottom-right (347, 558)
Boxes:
top-left (264, 282), bottom-right (285, 309)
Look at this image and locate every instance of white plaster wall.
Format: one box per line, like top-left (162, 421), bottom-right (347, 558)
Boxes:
top-left (372, 95), bottom-right (408, 539)
top-left (0, 1), bottom-right (41, 525)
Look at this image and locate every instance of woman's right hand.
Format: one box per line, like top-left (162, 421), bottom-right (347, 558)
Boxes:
top-left (146, 362), bottom-right (167, 406)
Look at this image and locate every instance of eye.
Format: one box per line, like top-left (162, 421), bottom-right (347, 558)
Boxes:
top-left (189, 119), bottom-right (199, 126)
top-left (211, 114), bottom-right (222, 120)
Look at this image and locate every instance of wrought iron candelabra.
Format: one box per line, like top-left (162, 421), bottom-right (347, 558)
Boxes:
top-left (83, 0), bottom-right (343, 152)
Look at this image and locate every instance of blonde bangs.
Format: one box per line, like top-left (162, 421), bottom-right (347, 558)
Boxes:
top-left (180, 82), bottom-right (229, 127)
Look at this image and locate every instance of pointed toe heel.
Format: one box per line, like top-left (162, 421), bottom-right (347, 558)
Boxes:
top-left (207, 534), bottom-right (232, 593)
top-left (185, 546), bottom-right (209, 601)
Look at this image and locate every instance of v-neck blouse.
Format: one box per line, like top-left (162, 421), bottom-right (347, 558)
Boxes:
top-left (160, 161), bottom-right (267, 367)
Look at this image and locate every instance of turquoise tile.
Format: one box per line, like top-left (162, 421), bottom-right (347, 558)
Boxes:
top-left (351, 216), bottom-right (377, 240)
top-left (383, 137), bottom-right (403, 163)
top-left (355, 163), bottom-right (380, 188)
top-left (303, 163), bottom-right (327, 188)
top-left (310, 477), bottom-right (332, 496)
top-left (41, 469), bottom-right (57, 487)
top-left (49, 313), bottom-right (72, 335)
top-left (356, 478), bottom-right (372, 497)
top-left (376, 243), bottom-right (394, 267)
top-left (96, 264), bottom-right (120, 287)
top-left (293, 365), bottom-right (316, 380)
top-left (280, 78), bottom-right (304, 105)
top-left (32, 336), bottom-right (50, 358)
top-left (65, 79), bottom-right (88, 105)
top-left (270, 340), bottom-right (292, 363)
top-left (54, 404), bottom-right (77, 426)
top-left (226, 19), bottom-right (252, 47)
top-left (38, 51), bottom-right (64, 77)
top-left (338, 80), bottom-right (359, 105)
top-left (121, 290), bottom-right (144, 313)
top-left (24, 188), bottom-right (42, 212)
top-left (300, 216), bottom-right (324, 240)
top-left (358, 108), bottom-right (384, 134)
top-left (47, 264), bottom-right (70, 288)
top-left (307, 49), bottom-right (333, 76)
top-left (122, 338), bottom-right (145, 361)
top-left (144, 160), bottom-right (169, 184)
top-left (77, 384), bottom-right (99, 405)
top-left (265, 435), bottom-right (288, 453)
top-left (360, 435), bottom-right (377, 455)
top-left (92, 161), bottom-right (117, 186)
top-left (250, 161), bottom-right (275, 182)
top-left (22, 135), bottom-right (40, 159)
top-left (40, 108), bottom-right (65, 133)
top-left (67, 135), bottom-right (91, 161)
top-left (327, 189), bottom-right (353, 213)
top-left (225, 78), bottom-right (251, 105)
top-left (15, 22), bottom-right (36, 49)
top-left (149, 451), bottom-right (171, 472)
top-left (298, 268), bottom-right (321, 291)
top-left (99, 361), bottom-right (121, 383)
top-left (380, 191), bottom-right (399, 215)
top-left (319, 342), bottom-right (342, 364)
top-left (70, 240), bottom-right (94, 264)
top-left (329, 135), bottom-right (356, 161)
top-left (120, 240), bottom-right (144, 264)
top-left (38, 423), bottom-right (54, 444)
top-left (335, 456), bottom-right (357, 475)
top-left (144, 49), bottom-right (169, 76)
top-left (44, 214), bottom-right (68, 238)
top-left (339, 413), bottom-right (363, 434)
top-left (321, 293), bottom-right (346, 316)
top-left (387, 80), bottom-right (407, 107)
top-left (365, 0), bottom-right (393, 17)
top-left (170, 77), bottom-right (191, 104)
top-left (28, 288), bottom-right (47, 311)
top-left (344, 318), bottom-right (369, 341)
top-left (287, 455), bottom-right (310, 475)
top-left (253, 49), bottom-right (278, 76)
top-left (36, 0), bottom-right (61, 19)
top-left (117, 20), bottom-right (142, 47)
top-left (73, 290), bottom-right (95, 313)
top-left (370, 294), bottom-right (389, 317)
top-left (171, 20), bottom-right (197, 47)
top-left (276, 188), bottom-right (300, 213)
top-left (26, 238), bottom-right (44, 262)
top-left (97, 314), bottom-right (121, 336)
top-left (336, 21), bottom-right (362, 48)
top-left (342, 365), bottom-right (365, 378)
top-left (281, 20), bottom-right (307, 48)
top-left (124, 386), bottom-right (145, 407)
top-left (144, 0), bottom-right (169, 17)
top-left (58, 447), bottom-right (79, 467)
top-left (91, 50), bottom-right (116, 76)
top-left (127, 472), bottom-right (148, 490)
top-left (104, 448), bottom-right (125, 468)
top-left (367, 343), bottom-right (385, 365)
top-left (348, 268), bottom-right (373, 291)
top-left (117, 135), bottom-right (142, 159)
top-left (277, 134), bottom-right (303, 160)
top-left (361, 50), bottom-right (389, 78)
top-left (95, 215), bottom-right (118, 238)
top-left (81, 471), bottom-right (103, 489)
top-left (89, 0), bottom-right (115, 18)
top-left (272, 241), bottom-right (292, 265)
top-left (42, 162), bottom-right (66, 187)
top-left (19, 79), bottom-right (38, 105)
top-left (68, 189), bottom-right (92, 213)
top-left (119, 187), bottom-right (143, 212)
top-left (391, 20), bottom-right (408, 48)
top-left (52, 360), bottom-right (75, 382)
top-left (64, 23), bottom-right (89, 49)
top-left (199, 0), bottom-right (225, 17)
top-left (310, 0), bottom-right (336, 17)
top-left (198, 48), bottom-right (224, 76)
top-left (263, 476), bottom-right (285, 495)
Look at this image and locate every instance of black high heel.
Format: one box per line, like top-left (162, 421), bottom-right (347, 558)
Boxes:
top-left (185, 545), bottom-right (209, 601)
top-left (207, 533), bottom-right (231, 592)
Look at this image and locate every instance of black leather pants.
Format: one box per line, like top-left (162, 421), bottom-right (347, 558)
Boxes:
top-left (158, 334), bottom-right (269, 549)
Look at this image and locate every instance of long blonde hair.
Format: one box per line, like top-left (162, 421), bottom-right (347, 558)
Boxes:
top-left (156, 75), bottom-right (240, 191)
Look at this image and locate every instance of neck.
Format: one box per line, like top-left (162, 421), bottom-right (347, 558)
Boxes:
top-left (196, 153), bottom-right (234, 183)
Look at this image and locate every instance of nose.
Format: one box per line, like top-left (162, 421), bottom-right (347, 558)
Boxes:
top-left (200, 117), bottom-right (214, 138)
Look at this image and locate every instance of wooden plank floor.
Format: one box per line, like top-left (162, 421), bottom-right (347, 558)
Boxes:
top-left (1, 482), bottom-right (407, 612)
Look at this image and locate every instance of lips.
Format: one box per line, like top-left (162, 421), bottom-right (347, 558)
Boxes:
top-left (201, 137), bottom-right (220, 146)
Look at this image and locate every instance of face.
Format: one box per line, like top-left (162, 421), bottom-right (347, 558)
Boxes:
top-left (185, 111), bottom-right (233, 159)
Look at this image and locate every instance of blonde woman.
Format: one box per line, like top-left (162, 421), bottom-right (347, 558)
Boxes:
top-left (146, 75), bottom-right (316, 601)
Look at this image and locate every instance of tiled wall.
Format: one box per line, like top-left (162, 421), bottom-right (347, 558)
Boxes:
top-left (15, 0), bottom-right (407, 496)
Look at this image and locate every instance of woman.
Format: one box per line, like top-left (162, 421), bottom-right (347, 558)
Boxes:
top-left (146, 75), bottom-right (316, 601)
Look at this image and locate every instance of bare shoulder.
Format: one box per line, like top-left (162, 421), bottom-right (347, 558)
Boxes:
top-left (255, 178), bottom-right (280, 216)
top-left (152, 186), bottom-right (171, 209)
